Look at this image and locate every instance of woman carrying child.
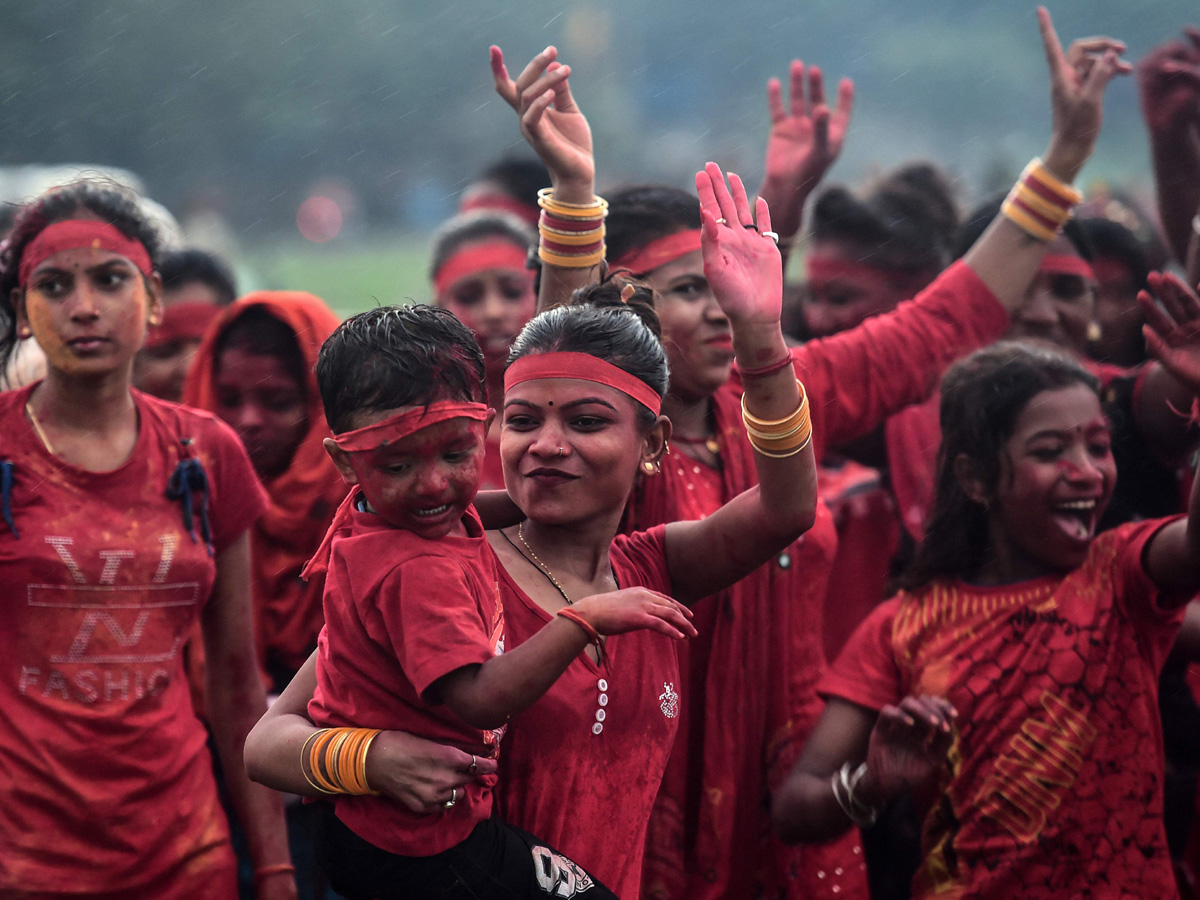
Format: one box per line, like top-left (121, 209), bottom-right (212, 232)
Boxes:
top-left (246, 161), bottom-right (819, 898)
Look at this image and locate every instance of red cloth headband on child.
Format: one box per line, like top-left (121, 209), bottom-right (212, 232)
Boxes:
top-left (19, 220), bottom-right (153, 288)
top-left (505, 351), bottom-right (662, 416)
top-left (433, 242), bottom-right (530, 296)
top-left (1038, 254), bottom-right (1096, 282)
top-left (460, 193), bottom-right (540, 225)
top-left (611, 229), bottom-right (702, 275)
top-left (331, 400), bottom-right (489, 453)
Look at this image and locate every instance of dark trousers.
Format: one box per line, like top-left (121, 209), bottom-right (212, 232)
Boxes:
top-left (315, 804), bottom-right (619, 900)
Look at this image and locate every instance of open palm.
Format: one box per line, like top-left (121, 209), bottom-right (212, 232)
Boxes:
top-left (764, 59), bottom-right (854, 189)
top-left (695, 162), bottom-right (783, 327)
top-left (1140, 272), bottom-right (1200, 396)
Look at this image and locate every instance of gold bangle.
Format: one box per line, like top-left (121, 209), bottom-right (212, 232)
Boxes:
top-left (1014, 182), bottom-right (1072, 224)
top-left (537, 187), bottom-right (609, 211)
top-left (538, 200), bottom-right (609, 220)
top-left (1023, 159), bottom-right (1082, 205)
top-left (1002, 198), bottom-right (1059, 243)
top-left (539, 246), bottom-right (607, 268)
top-left (539, 226), bottom-right (607, 245)
top-left (359, 730), bottom-right (382, 796)
top-left (301, 729), bottom-right (337, 794)
top-left (749, 432), bottom-right (812, 458)
top-left (741, 380), bottom-right (808, 430)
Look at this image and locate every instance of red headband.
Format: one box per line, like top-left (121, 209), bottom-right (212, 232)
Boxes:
top-left (460, 192), bottom-right (540, 225)
top-left (611, 229), bottom-right (702, 274)
top-left (1088, 258), bottom-right (1131, 285)
top-left (1039, 254), bottom-right (1096, 282)
top-left (505, 351), bottom-right (662, 416)
top-left (434, 242), bottom-right (530, 296)
top-left (332, 401), bottom-right (489, 453)
top-left (19, 220), bottom-right (152, 288)
top-left (805, 256), bottom-right (920, 285)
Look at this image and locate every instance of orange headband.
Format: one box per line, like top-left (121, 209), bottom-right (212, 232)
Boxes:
top-left (505, 351), bottom-right (662, 416)
top-left (611, 229), bottom-right (701, 274)
top-left (331, 401), bottom-right (489, 453)
top-left (434, 242), bottom-right (530, 296)
top-left (19, 220), bottom-right (152, 288)
top-left (1039, 254), bottom-right (1096, 282)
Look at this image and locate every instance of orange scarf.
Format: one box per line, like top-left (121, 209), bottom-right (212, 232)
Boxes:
top-left (184, 291), bottom-right (345, 681)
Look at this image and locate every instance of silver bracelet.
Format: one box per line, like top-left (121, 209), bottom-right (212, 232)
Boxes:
top-left (830, 761), bottom-right (879, 828)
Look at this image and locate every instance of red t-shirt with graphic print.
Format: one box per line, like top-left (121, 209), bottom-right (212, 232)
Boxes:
top-left (495, 525), bottom-right (679, 900)
top-left (820, 519), bottom-right (1186, 899)
top-left (308, 504), bottom-right (505, 858)
top-left (0, 384), bottom-right (267, 897)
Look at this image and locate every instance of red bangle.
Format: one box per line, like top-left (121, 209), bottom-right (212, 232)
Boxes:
top-left (557, 607), bottom-right (606, 664)
top-left (738, 354), bottom-right (793, 378)
top-left (254, 863), bottom-right (296, 884)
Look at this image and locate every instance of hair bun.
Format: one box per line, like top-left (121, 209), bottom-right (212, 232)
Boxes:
top-left (571, 277), bottom-right (662, 340)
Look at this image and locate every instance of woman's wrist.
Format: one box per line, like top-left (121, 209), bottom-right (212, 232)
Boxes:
top-left (732, 323), bottom-right (789, 369)
top-left (1041, 139), bottom-right (1086, 186)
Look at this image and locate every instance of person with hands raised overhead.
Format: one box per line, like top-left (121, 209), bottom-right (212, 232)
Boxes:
top-left (756, 58), bottom-right (855, 270)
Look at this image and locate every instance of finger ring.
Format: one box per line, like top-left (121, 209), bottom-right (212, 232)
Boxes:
top-left (742, 223), bottom-right (759, 231)
top-left (443, 787), bottom-right (457, 809)
top-left (762, 231), bottom-right (780, 244)
top-left (468, 755), bottom-right (479, 775)
top-left (715, 217), bottom-right (727, 225)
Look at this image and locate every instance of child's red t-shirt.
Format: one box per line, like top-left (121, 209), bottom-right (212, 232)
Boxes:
top-left (308, 504), bottom-right (505, 857)
top-left (821, 519), bottom-right (1186, 899)
top-left (0, 385), bottom-right (267, 895)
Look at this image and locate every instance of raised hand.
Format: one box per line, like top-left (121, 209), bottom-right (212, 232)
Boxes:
top-left (490, 45), bottom-right (594, 198)
top-left (572, 587), bottom-right (697, 640)
top-left (1137, 28), bottom-right (1200, 137)
top-left (1140, 272), bottom-right (1200, 396)
top-left (365, 730), bottom-right (499, 815)
top-left (860, 695), bottom-right (956, 803)
top-left (764, 60), bottom-right (854, 191)
top-left (696, 162), bottom-right (783, 328)
top-left (1037, 7), bottom-right (1131, 182)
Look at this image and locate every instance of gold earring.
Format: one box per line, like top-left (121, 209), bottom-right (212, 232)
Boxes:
top-left (17, 326), bottom-right (31, 339)
top-left (641, 460), bottom-right (658, 476)
top-left (1086, 321), bottom-right (1102, 342)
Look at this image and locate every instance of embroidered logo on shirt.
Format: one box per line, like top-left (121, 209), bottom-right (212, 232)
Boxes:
top-left (659, 682), bottom-right (679, 719)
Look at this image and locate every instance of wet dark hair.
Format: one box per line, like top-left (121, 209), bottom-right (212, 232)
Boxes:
top-left (606, 185), bottom-right (701, 269)
top-left (903, 342), bottom-right (1100, 590)
top-left (953, 194), bottom-right (1093, 261)
top-left (159, 248), bottom-right (237, 306)
top-left (1077, 217), bottom-right (1151, 291)
top-left (471, 158), bottom-right (550, 209)
top-left (811, 162), bottom-right (959, 271)
top-left (429, 210), bottom-right (534, 283)
top-left (214, 306), bottom-right (307, 393)
top-left (507, 276), bottom-right (668, 427)
top-left (0, 179), bottom-right (165, 374)
top-left (317, 304), bottom-right (486, 434)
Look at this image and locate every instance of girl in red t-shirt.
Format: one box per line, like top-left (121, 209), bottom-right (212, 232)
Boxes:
top-left (0, 181), bottom-right (294, 898)
top-left (773, 320), bottom-right (1200, 898)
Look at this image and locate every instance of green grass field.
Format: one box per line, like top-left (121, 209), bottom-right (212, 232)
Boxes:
top-left (242, 232), bottom-right (434, 320)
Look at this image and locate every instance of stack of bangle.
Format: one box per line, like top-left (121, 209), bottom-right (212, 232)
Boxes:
top-left (741, 379), bottom-right (812, 458)
top-left (1001, 158), bottom-right (1082, 243)
top-left (301, 727), bottom-right (383, 796)
top-left (557, 607), bottom-right (606, 664)
top-left (538, 187), bottom-right (607, 268)
top-left (831, 761), bottom-right (879, 828)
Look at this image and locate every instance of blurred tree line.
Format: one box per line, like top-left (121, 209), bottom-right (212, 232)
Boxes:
top-left (0, 0), bottom-right (1191, 238)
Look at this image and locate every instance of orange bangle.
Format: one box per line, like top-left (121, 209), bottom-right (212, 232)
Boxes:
top-left (557, 607), bottom-right (606, 664)
top-left (254, 863), bottom-right (296, 884)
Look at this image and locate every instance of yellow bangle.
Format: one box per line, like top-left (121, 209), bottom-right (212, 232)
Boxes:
top-left (749, 431), bottom-right (812, 458)
top-left (1014, 182), bottom-right (1072, 225)
top-left (537, 187), bottom-right (609, 211)
top-left (741, 380), bottom-right (808, 430)
top-left (301, 729), bottom-right (336, 794)
top-left (538, 245), bottom-right (607, 268)
top-left (1001, 198), bottom-right (1059, 243)
top-left (1023, 158), bottom-right (1082, 205)
top-left (539, 226), bottom-right (607, 245)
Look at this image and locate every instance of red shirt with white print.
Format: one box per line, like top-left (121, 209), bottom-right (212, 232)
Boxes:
top-left (309, 504), bottom-right (505, 857)
top-left (495, 524), bottom-right (679, 900)
top-left (820, 519), bottom-right (1186, 900)
top-left (0, 384), bottom-right (267, 896)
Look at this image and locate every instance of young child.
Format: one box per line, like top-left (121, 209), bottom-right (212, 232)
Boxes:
top-left (772, 324), bottom-right (1200, 897)
top-left (296, 303), bottom-right (695, 899)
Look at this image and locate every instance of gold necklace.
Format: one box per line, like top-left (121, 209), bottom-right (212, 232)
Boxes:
top-left (516, 522), bottom-right (573, 606)
top-left (25, 402), bottom-right (55, 455)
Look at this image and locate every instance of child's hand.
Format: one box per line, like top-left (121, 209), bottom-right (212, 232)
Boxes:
top-left (858, 695), bottom-right (956, 805)
top-left (572, 587), bottom-right (698, 640)
top-left (1140, 272), bottom-right (1200, 396)
top-left (365, 730), bottom-right (498, 815)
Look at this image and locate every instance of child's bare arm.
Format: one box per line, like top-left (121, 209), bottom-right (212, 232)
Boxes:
top-left (429, 587), bottom-right (695, 730)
